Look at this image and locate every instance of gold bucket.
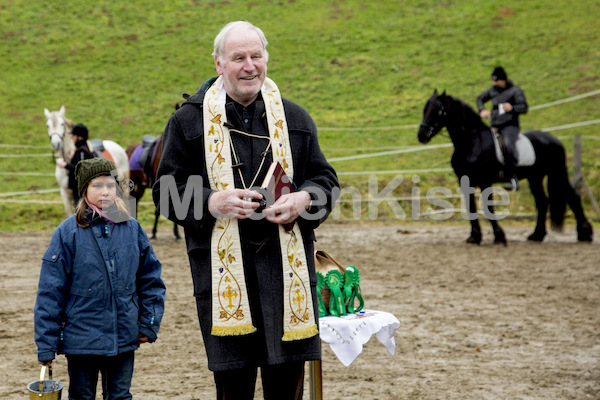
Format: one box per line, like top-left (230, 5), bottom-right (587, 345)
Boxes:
top-left (27, 365), bottom-right (64, 399)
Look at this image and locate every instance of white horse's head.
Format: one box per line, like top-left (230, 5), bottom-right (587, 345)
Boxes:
top-left (44, 105), bottom-right (70, 152)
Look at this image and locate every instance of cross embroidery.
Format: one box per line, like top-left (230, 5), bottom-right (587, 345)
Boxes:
top-left (293, 290), bottom-right (305, 313)
top-left (223, 285), bottom-right (238, 309)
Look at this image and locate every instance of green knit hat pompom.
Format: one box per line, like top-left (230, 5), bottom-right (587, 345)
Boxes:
top-left (75, 158), bottom-right (117, 196)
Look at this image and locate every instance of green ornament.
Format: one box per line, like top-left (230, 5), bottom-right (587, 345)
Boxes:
top-left (343, 269), bottom-right (355, 312)
top-left (352, 266), bottom-right (360, 286)
top-left (316, 272), bottom-right (327, 317)
top-left (350, 266), bottom-right (364, 312)
top-left (326, 270), bottom-right (346, 317)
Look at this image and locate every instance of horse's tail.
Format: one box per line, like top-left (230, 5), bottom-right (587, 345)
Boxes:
top-left (547, 142), bottom-right (569, 231)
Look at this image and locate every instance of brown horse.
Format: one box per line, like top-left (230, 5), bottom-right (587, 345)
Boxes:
top-left (127, 101), bottom-right (188, 239)
top-left (126, 135), bottom-right (180, 240)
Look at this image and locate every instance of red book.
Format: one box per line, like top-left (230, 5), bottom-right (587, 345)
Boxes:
top-left (260, 161), bottom-right (296, 231)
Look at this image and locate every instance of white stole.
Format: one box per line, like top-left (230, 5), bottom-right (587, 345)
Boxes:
top-left (203, 76), bottom-right (318, 341)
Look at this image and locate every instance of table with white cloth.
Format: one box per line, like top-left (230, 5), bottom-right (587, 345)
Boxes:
top-left (309, 309), bottom-right (401, 400)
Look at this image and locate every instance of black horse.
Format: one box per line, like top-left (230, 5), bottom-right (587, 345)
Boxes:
top-left (417, 90), bottom-right (593, 244)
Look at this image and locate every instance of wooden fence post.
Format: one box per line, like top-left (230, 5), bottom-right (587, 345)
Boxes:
top-left (571, 134), bottom-right (600, 218)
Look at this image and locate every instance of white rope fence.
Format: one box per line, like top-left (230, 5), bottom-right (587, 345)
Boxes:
top-left (0, 153), bottom-right (52, 158)
top-left (0, 188), bottom-right (60, 197)
top-left (529, 89), bottom-right (600, 111)
top-left (0, 172), bottom-right (55, 176)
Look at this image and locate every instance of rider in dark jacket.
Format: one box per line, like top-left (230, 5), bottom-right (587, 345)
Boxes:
top-left (58, 123), bottom-right (95, 205)
top-left (477, 66), bottom-right (528, 190)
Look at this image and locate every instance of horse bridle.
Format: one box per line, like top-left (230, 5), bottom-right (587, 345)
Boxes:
top-left (419, 102), bottom-right (447, 138)
top-left (48, 124), bottom-right (68, 163)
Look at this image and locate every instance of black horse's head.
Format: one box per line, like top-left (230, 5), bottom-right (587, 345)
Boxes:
top-left (417, 89), bottom-right (449, 144)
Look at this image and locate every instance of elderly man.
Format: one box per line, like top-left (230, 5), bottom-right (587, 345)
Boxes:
top-left (477, 66), bottom-right (528, 191)
top-left (153, 21), bottom-right (339, 400)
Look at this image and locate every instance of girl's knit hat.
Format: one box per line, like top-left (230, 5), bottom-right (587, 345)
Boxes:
top-left (75, 158), bottom-right (117, 196)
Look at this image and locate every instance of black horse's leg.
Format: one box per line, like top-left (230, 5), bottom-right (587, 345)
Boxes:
top-left (465, 191), bottom-right (482, 244)
top-left (173, 222), bottom-right (180, 240)
top-left (527, 177), bottom-right (549, 242)
top-left (490, 218), bottom-right (506, 245)
top-left (152, 209), bottom-right (160, 240)
top-left (565, 185), bottom-right (594, 242)
top-left (480, 185), bottom-right (507, 245)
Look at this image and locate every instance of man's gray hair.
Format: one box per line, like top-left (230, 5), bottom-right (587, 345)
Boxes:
top-left (212, 21), bottom-right (269, 64)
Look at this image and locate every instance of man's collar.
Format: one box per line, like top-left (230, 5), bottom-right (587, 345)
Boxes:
top-left (226, 92), bottom-right (263, 109)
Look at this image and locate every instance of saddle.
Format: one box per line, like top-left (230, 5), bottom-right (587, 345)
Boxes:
top-left (137, 135), bottom-right (160, 172)
top-left (129, 135), bottom-right (161, 185)
top-left (89, 139), bottom-right (116, 165)
top-left (490, 128), bottom-right (536, 167)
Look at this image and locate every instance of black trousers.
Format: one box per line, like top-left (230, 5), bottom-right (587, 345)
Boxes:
top-left (66, 351), bottom-right (135, 400)
top-left (497, 124), bottom-right (519, 178)
top-left (214, 361), bottom-right (305, 400)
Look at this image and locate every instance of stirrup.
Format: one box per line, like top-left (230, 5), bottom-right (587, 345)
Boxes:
top-left (503, 178), bottom-right (520, 191)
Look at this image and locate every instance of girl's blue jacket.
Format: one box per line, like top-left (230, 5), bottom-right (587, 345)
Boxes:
top-left (34, 211), bottom-right (166, 362)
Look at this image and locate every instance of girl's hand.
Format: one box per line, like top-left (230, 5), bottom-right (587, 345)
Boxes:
top-left (138, 334), bottom-right (150, 344)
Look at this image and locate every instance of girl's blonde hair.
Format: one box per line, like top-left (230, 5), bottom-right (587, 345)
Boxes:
top-left (75, 184), bottom-right (130, 228)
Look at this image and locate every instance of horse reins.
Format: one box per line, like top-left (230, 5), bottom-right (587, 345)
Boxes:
top-left (48, 128), bottom-right (68, 164)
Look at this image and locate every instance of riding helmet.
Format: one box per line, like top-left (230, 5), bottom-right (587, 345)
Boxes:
top-left (71, 123), bottom-right (89, 140)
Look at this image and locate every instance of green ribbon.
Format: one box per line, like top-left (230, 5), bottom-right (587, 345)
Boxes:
top-left (351, 266), bottom-right (364, 312)
top-left (326, 270), bottom-right (346, 317)
top-left (316, 272), bottom-right (327, 317)
top-left (343, 268), bottom-right (355, 313)
top-left (344, 266), bottom-right (364, 313)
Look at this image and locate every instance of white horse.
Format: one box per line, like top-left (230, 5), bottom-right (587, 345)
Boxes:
top-left (45, 106), bottom-right (131, 217)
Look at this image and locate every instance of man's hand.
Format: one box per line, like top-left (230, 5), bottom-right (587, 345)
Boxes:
top-left (138, 334), bottom-right (150, 344)
top-left (479, 109), bottom-right (491, 119)
top-left (262, 191), bottom-right (311, 226)
top-left (501, 103), bottom-right (513, 112)
top-left (208, 189), bottom-right (262, 219)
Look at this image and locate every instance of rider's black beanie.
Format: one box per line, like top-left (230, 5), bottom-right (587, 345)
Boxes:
top-left (491, 66), bottom-right (507, 81)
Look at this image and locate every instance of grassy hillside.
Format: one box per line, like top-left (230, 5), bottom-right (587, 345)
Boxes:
top-left (1, 0), bottom-right (599, 231)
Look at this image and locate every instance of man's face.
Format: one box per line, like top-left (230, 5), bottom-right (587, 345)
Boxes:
top-left (493, 79), bottom-right (507, 89)
top-left (215, 27), bottom-right (267, 106)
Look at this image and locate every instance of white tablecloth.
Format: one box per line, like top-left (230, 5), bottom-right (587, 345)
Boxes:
top-left (318, 309), bottom-right (401, 366)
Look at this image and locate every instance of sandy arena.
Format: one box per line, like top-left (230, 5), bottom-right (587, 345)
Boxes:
top-left (1, 222), bottom-right (598, 399)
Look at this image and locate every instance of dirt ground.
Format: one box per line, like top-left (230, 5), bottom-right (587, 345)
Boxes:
top-left (1, 221), bottom-right (599, 399)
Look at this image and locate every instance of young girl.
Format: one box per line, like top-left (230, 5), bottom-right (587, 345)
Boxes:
top-left (34, 158), bottom-right (166, 399)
